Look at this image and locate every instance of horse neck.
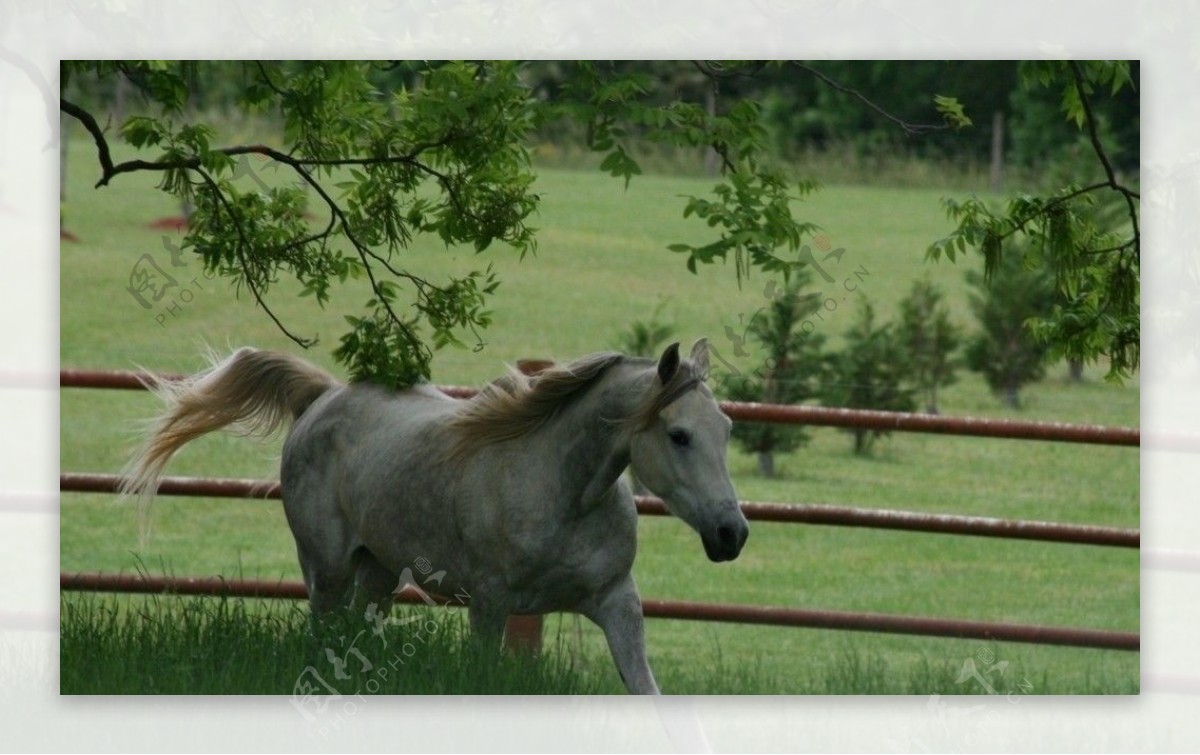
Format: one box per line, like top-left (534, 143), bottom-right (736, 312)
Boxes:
top-left (541, 360), bottom-right (653, 508)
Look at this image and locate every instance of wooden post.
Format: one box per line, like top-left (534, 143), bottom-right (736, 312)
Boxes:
top-left (501, 357), bottom-right (554, 655)
top-left (704, 82), bottom-right (720, 177)
top-left (503, 615), bottom-right (544, 655)
top-left (114, 74), bottom-right (129, 124)
top-left (989, 111), bottom-right (1005, 192)
top-left (60, 113), bottom-right (68, 235)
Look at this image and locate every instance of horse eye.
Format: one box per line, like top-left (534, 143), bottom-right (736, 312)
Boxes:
top-left (668, 429), bottom-right (690, 447)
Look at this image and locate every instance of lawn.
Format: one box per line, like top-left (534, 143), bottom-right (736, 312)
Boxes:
top-left (60, 135), bottom-right (1139, 694)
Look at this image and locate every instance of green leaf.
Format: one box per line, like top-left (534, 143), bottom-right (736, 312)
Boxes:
top-left (120, 116), bottom-right (167, 148)
top-left (933, 95), bottom-right (973, 128)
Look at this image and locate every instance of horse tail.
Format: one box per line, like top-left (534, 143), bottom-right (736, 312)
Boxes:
top-left (120, 347), bottom-right (339, 534)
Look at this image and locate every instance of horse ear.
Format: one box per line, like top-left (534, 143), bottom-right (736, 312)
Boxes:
top-left (657, 342), bottom-right (681, 384)
top-left (689, 338), bottom-right (709, 378)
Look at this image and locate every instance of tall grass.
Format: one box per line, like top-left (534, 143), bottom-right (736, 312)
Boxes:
top-left (60, 593), bottom-right (612, 695)
top-left (59, 593), bottom-right (1137, 695)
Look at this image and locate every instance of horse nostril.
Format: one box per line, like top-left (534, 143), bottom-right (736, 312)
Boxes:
top-left (717, 524), bottom-right (737, 548)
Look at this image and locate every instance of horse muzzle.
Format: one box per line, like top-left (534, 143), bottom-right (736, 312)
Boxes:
top-left (701, 510), bottom-right (749, 562)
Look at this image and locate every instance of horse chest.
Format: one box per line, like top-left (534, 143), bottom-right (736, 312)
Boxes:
top-left (495, 503), bottom-right (637, 614)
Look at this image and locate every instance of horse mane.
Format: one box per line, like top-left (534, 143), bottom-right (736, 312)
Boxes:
top-left (446, 349), bottom-right (703, 457)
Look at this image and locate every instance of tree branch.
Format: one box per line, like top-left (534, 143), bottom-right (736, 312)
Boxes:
top-left (246, 144), bottom-right (435, 360)
top-left (790, 62), bottom-right (952, 137)
top-left (61, 96), bottom-right (450, 333)
top-left (995, 181), bottom-right (1110, 242)
top-left (62, 92), bottom-right (458, 191)
top-left (692, 61), bottom-right (768, 80)
top-left (254, 61), bottom-right (289, 98)
top-left (190, 166), bottom-right (317, 349)
top-left (63, 97), bottom-right (316, 347)
top-left (695, 60), bottom-right (953, 137)
top-left (1070, 62), bottom-right (1119, 189)
top-left (60, 98), bottom-right (116, 186)
top-left (1082, 239), bottom-right (1137, 256)
top-left (61, 98), bottom-right (415, 350)
top-left (1068, 61), bottom-right (1140, 257)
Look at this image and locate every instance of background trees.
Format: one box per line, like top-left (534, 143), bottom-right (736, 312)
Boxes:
top-left (62, 60), bottom-right (825, 387)
top-left (718, 272), bottom-right (827, 476)
top-left (896, 278), bottom-right (961, 414)
top-left (964, 248), bottom-right (1059, 408)
top-left (61, 59), bottom-right (1137, 406)
top-left (824, 299), bottom-right (918, 455)
top-left (928, 61), bottom-right (1139, 383)
top-left (612, 302), bottom-right (675, 359)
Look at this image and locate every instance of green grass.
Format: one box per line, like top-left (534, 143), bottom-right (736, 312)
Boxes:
top-left (60, 592), bottom-right (609, 695)
top-left (60, 134), bottom-right (1139, 694)
top-left (60, 593), bottom-right (1135, 695)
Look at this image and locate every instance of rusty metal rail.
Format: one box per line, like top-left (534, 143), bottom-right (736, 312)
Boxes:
top-left (720, 401), bottom-right (1138, 446)
top-left (62, 572), bottom-right (311, 601)
top-left (60, 472), bottom-right (1139, 548)
top-left (60, 368), bottom-right (1139, 446)
top-left (639, 599), bottom-right (1139, 651)
top-left (61, 369), bottom-right (184, 390)
top-left (634, 496), bottom-right (1138, 548)
top-left (59, 573), bottom-right (1138, 652)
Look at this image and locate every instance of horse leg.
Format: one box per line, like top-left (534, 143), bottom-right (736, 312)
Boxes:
top-left (350, 548), bottom-right (397, 616)
top-left (467, 588), bottom-right (507, 654)
top-left (581, 575), bottom-right (660, 695)
top-left (283, 451), bottom-right (360, 620)
top-left (297, 540), bottom-right (356, 617)
top-left (287, 491), bottom-right (357, 618)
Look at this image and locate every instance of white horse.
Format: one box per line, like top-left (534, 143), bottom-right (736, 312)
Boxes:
top-left (122, 339), bottom-right (749, 694)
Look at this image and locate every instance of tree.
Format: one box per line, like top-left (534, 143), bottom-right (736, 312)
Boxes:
top-left (62, 60), bottom-right (838, 388)
top-left (1007, 61), bottom-right (1138, 175)
top-left (63, 60), bottom-right (985, 388)
top-left (613, 301), bottom-right (675, 358)
top-left (895, 277), bottom-right (961, 414)
top-left (717, 273), bottom-right (827, 477)
top-left (824, 298), bottom-right (916, 455)
top-left (929, 61), bottom-right (1139, 383)
top-left (964, 248), bottom-right (1058, 408)
top-left (757, 61), bottom-right (1016, 163)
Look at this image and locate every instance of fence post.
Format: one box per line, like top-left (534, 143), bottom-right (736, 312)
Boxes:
top-left (989, 110), bottom-right (1005, 192)
top-left (501, 358), bottom-right (555, 655)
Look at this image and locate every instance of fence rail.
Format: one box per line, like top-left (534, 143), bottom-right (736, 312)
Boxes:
top-left (60, 368), bottom-right (1139, 446)
top-left (61, 473), bottom-right (1139, 549)
top-left (59, 572), bottom-right (1139, 652)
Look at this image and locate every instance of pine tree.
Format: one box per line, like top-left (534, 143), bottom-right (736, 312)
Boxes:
top-left (718, 272), bottom-right (827, 477)
top-left (964, 249), bottom-right (1058, 408)
top-left (896, 277), bottom-right (962, 414)
top-left (613, 301), bottom-right (675, 358)
top-left (825, 298), bottom-right (917, 455)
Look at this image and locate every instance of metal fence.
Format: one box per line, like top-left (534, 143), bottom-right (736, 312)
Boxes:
top-left (59, 368), bottom-right (1141, 652)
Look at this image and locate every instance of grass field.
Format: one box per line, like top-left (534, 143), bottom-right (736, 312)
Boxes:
top-left (60, 134), bottom-right (1139, 694)
top-left (60, 592), bottom-right (1134, 696)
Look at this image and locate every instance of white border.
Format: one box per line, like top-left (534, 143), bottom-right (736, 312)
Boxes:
top-left (5, 0), bottom-right (1196, 750)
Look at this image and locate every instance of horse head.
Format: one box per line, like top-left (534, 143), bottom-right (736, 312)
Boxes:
top-left (629, 339), bottom-right (749, 562)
